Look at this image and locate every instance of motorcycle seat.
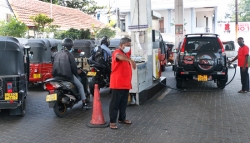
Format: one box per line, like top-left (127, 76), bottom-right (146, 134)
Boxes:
top-left (45, 76), bottom-right (72, 82)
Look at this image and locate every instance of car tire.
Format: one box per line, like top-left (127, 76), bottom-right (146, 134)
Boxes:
top-left (194, 51), bottom-right (217, 74)
top-left (217, 75), bottom-right (228, 89)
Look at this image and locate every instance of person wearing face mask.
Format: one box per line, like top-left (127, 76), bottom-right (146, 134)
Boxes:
top-left (109, 37), bottom-right (136, 129)
top-left (229, 37), bottom-right (249, 93)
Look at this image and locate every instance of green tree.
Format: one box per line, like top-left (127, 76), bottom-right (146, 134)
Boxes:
top-left (228, 0), bottom-right (250, 21)
top-left (30, 13), bottom-right (54, 32)
top-left (56, 28), bottom-right (91, 40)
top-left (91, 24), bottom-right (101, 39)
top-left (0, 17), bottom-right (28, 37)
top-left (96, 27), bottom-right (116, 39)
top-left (39, 0), bottom-right (59, 4)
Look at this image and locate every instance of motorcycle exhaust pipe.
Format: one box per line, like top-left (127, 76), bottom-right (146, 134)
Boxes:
top-left (62, 97), bottom-right (70, 104)
top-left (61, 94), bottom-right (77, 104)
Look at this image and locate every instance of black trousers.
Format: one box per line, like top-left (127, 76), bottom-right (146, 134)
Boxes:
top-left (240, 67), bottom-right (249, 91)
top-left (109, 89), bottom-right (129, 123)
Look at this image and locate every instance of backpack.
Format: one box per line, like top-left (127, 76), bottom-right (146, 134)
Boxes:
top-left (91, 46), bottom-right (105, 64)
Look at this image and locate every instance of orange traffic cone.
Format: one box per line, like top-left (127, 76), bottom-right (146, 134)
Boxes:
top-left (86, 84), bottom-right (108, 128)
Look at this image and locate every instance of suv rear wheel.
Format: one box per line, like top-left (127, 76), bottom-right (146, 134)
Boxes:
top-left (217, 75), bottom-right (228, 89)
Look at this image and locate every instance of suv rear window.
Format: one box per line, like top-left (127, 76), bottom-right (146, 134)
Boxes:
top-left (185, 37), bottom-right (220, 53)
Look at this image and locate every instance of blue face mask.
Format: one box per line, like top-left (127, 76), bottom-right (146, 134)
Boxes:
top-left (123, 46), bottom-right (130, 53)
top-left (69, 48), bottom-right (73, 53)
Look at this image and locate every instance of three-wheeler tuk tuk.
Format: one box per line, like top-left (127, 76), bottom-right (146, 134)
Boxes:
top-left (0, 36), bottom-right (30, 116)
top-left (28, 39), bottom-right (53, 85)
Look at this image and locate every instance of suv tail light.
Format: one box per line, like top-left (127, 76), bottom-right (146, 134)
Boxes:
top-left (180, 38), bottom-right (187, 56)
top-left (218, 38), bottom-right (226, 56)
top-left (7, 82), bottom-right (13, 93)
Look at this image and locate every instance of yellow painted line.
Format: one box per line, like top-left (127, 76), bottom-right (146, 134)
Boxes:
top-left (157, 88), bottom-right (172, 100)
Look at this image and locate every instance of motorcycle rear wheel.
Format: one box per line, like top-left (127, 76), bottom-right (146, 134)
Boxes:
top-left (53, 101), bottom-right (68, 118)
top-left (89, 78), bottom-right (100, 96)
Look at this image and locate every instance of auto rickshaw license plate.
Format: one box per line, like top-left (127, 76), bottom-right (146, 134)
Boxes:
top-left (198, 75), bottom-right (207, 81)
top-left (5, 93), bottom-right (18, 100)
top-left (87, 72), bottom-right (96, 76)
top-left (46, 94), bottom-right (57, 102)
top-left (33, 74), bottom-right (41, 78)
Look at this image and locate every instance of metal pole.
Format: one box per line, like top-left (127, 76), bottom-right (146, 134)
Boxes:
top-left (116, 0), bottom-right (118, 28)
top-left (50, 0), bottom-right (52, 18)
top-left (235, 0), bottom-right (238, 40)
top-left (117, 8), bottom-right (120, 28)
top-left (108, 0), bottom-right (110, 23)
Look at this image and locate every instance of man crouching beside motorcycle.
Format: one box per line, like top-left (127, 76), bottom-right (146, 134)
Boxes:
top-left (52, 38), bottom-right (92, 110)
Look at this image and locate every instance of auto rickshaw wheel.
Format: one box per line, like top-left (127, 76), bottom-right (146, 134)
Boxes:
top-left (19, 98), bottom-right (26, 116)
top-left (53, 102), bottom-right (68, 118)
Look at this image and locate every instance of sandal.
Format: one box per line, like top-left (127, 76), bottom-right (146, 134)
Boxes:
top-left (118, 120), bottom-right (132, 124)
top-left (109, 123), bottom-right (118, 129)
top-left (238, 90), bottom-right (247, 93)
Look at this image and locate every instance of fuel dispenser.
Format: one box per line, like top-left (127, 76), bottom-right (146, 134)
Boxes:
top-left (128, 0), bottom-right (166, 105)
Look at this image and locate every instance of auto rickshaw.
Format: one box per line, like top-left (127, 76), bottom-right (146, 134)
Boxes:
top-left (46, 39), bottom-right (61, 52)
top-left (28, 39), bottom-right (53, 85)
top-left (0, 36), bottom-right (30, 116)
top-left (71, 39), bottom-right (95, 100)
top-left (73, 39), bottom-right (95, 71)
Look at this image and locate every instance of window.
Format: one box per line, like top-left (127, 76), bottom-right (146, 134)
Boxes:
top-left (223, 43), bottom-right (234, 51)
top-left (185, 37), bottom-right (220, 52)
top-left (6, 14), bottom-right (11, 22)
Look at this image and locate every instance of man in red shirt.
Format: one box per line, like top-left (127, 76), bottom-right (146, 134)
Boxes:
top-left (109, 37), bottom-right (136, 129)
top-left (230, 37), bottom-right (249, 93)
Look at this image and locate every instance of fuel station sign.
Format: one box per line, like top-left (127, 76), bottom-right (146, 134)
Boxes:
top-left (238, 23), bottom-right (249, 32)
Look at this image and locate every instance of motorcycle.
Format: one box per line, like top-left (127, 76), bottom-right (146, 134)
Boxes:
top-left (87, 58), bottom-right (111, 96)
top-left (44, 77), bottom-right (82, 118)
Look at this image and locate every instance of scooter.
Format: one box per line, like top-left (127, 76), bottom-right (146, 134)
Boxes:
top-left (44, 77), bottom-right (82, 118)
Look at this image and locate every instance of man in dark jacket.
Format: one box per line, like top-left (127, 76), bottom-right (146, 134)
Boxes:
top-left (52, 38), bottom-right (91, 109)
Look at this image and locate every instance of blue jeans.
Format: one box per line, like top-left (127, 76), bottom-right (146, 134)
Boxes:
top-left (73, 75), bottom-right (86, 100)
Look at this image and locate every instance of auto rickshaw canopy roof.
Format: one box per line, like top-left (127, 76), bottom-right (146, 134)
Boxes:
top-left (73, 39), bottom-right (95, 58)
top-left (28, 39), bottom-right (52, 63)
top-left (109, 38), bottom-right (121, 49)
top-left (0, 36), bottom-right (25, 75)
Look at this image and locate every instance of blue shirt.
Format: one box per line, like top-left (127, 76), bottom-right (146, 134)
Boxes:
top-left (94, 44), bottom-right (112, 61)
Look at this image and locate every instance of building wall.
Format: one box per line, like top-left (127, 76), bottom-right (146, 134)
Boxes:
top-left (196, 11), bottom-right (214, 32)
top-left (0, 0), bottom-right (13, 21)
top-left (156, 8), bottom-right (213, 35)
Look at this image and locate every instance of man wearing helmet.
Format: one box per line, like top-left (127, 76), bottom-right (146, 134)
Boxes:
top-left (52, 38), bottom-right (92, 110)
top-left (93, 36), bottom-right (112, 81)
